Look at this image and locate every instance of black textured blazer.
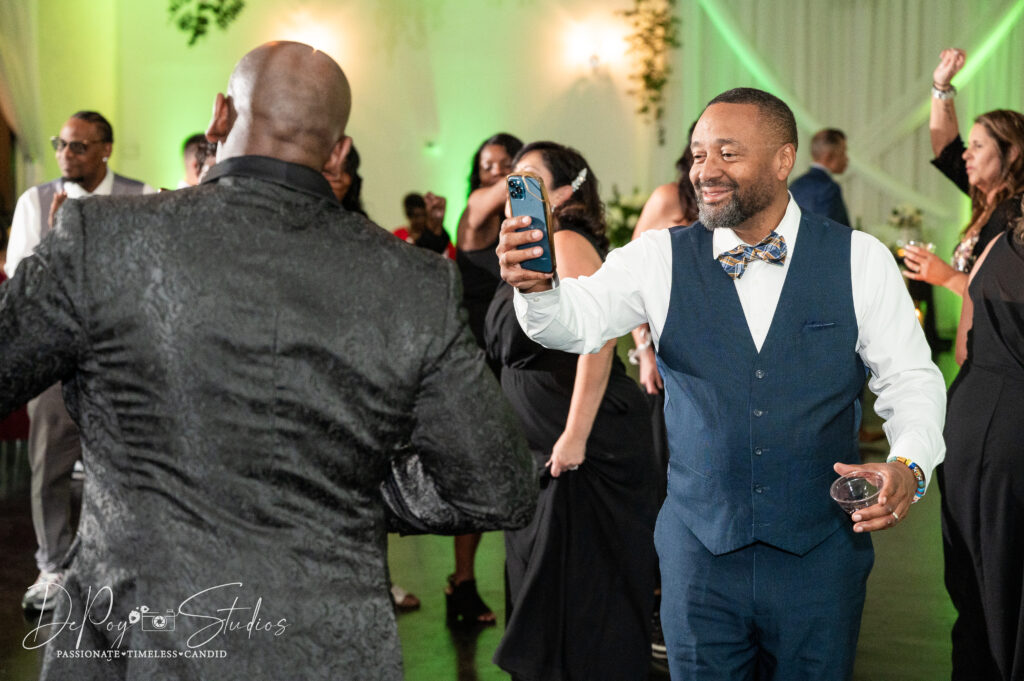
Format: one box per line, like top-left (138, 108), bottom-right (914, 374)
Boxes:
top-left (0, 155), bottom-right (535, 680)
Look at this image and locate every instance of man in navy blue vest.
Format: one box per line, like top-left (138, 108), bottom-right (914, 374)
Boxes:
top-left (789, 128), bottom-right (851, 227)
top-left (497, 88), bottom-right (946, 680)
top-left (5, 110), bottom-right (155, 612)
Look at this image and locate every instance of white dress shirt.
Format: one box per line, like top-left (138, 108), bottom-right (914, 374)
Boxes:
top-left (5, 169), bottom-right (157, 277)
top-left (515, 197), bottom-right (946, 487)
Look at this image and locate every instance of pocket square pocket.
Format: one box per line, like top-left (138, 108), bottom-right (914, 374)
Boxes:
top-left (803, 321), bottom-right (837, 330)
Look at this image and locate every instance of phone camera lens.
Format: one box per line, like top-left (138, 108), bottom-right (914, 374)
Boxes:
top-left (509, 179), bottom-right (524, 200)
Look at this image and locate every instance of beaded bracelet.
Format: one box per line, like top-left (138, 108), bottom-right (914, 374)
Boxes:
top-left (892, 456), bottom-right (926, 503)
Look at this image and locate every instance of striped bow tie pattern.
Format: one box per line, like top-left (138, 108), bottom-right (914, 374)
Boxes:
top-left (716, 231), bottom-right (787, 280)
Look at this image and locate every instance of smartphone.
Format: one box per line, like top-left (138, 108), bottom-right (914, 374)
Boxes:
top-left (507, 173), bottom-right (556, 274)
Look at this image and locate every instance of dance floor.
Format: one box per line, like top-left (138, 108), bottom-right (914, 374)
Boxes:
top-left (0, 354), bottom-right (959, 680)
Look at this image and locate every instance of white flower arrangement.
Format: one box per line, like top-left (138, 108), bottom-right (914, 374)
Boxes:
top-left (605, 186), bottom-right (649, 249)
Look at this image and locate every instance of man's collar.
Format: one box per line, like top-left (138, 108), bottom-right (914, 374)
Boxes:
top-left (201, 155), bottom-right (339, 203)
top-left (711, 195), bottom-right (802, 258)
top-left (64, 167), bottom-right (113, 198)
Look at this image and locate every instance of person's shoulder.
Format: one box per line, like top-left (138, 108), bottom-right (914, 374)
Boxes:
top-left (647, 182), bottom-right (679, 206)
top-left (849, 227), bottom-right (894, 263)
top-left (111, 173), bottom-right (147, 187)
top-left (788, 168), bottom-right (819, 187)
top-left (19, 179), bottom-right (60, 201)
top-left (665, 221), bottom-right (705, 242)
top-left (635, 183), bottom-right (684, 231)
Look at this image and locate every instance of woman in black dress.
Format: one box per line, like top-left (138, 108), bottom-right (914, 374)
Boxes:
top-left (485, 141), bottom-right (659, 680)
top-left (923, 48), bottom-right (1024, 681)
top-left (904, 48), bottom-right (1024, 293)
top-left (943, 210), bottom-right (1024, 680)
top-left (447, 132), bottom-right (524, 625)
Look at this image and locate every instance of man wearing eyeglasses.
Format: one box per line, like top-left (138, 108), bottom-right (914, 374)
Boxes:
top-left (5, 110), bottom-right (155, 613)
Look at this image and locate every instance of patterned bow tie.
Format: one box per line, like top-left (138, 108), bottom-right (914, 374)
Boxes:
top-left (717, 231), bottom-right (787, 280)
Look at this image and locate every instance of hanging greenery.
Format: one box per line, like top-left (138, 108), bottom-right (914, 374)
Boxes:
top-left (169, 0), bottom-right (246, 47)
top-left (619, 0), bottom-right (681, 146)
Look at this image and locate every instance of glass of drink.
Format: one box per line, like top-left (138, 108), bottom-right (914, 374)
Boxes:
top-left (830, 471), bottom-right (884, 514)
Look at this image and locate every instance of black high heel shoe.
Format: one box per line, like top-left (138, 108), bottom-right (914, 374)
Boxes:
top-left (445, 574), bottom-right (495, 626)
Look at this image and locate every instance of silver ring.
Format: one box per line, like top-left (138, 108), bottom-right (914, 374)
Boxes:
top-left (891, 510), bottom-right (900, 522)
top-left (568, 465), bottom-right (580, 471)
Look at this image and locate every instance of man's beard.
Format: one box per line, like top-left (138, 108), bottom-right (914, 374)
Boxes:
top-left (61, 175), bottom-right (85, 185)
top-left (695, 177), bottom-right (774, 230)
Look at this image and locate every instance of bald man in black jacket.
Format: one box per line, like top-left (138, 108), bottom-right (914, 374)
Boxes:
top-left (0, 41), bottom-right (534, 680)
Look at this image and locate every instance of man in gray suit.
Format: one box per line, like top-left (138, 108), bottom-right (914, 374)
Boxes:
top-left (5, 110), bottom-right (155, 612)
top-left (0, 42), bottom-right (534, 680)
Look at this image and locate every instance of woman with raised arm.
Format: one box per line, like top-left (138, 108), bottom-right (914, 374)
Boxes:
top-left (904, 48), bottom-right (1024, 294)
top-left (446, 133), bottom-right (523, 625)
top-left (485, 142), bottom-right (659, 681)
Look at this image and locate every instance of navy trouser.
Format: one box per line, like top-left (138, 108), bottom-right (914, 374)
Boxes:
top-left (655, 497), bottom-right (873, 681)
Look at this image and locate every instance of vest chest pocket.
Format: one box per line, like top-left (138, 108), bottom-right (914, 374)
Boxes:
top-left (796, 320), bottom-right (859, 389)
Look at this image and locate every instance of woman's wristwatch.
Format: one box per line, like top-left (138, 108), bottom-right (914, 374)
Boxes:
top-left (932, 82), bottom-right (957, 100)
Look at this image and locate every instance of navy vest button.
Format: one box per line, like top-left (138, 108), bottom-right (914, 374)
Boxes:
top-left (755, 369), bottom-right (766, 379)
top-left (753, 409), bottom-right (765, 417)
top-left (754, 448), bottom-right (763, 456)
top-left (754, 485), bottom-right (764, 494)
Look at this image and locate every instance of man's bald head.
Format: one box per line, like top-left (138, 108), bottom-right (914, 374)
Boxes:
top-left (208, 41), bottom-right (352, 171)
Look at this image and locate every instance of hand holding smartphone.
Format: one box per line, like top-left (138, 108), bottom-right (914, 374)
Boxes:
top-left (506, 173), bottom-right (556, 274)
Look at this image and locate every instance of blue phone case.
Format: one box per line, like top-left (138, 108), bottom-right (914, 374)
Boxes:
top-left (507, 174), bottom-right (555, 273)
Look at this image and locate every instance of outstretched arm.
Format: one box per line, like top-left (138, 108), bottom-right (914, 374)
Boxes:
top-left (456, 182), bottom-right (506, 250)
top-left (930, 48), bottom-right (965, 157)
top-left (499, 215), bottom-right (665, 354)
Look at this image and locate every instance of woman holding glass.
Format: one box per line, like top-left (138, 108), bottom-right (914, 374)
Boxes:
top-left (904, 48), bottom-right (1024, 292)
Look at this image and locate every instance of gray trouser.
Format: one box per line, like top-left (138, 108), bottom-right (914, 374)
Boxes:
top-left (27, 382), bottom-right (82, 573)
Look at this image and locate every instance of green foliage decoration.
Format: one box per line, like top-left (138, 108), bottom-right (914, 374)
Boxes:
top-left (618, 0), bottom-right (681, 145)
top-left (169, 0), bottom-right (246, 47)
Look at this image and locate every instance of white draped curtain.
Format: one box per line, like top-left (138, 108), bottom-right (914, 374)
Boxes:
top-left (0, 0), bottom-right (44, 191)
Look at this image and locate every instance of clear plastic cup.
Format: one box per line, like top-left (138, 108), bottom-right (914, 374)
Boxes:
top-left (830, 471), bottom-right (884, 514)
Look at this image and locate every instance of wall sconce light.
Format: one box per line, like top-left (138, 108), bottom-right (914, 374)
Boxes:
top-left (278, 9), bottom-right (344, 63)
top-left (565, 21), bottom-right (626, 74)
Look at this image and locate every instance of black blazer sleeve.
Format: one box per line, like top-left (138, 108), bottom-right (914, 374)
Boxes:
top-left (382, 261), bottom-right (536, 534)
top-left (0, 200), bottom-right (88, 416)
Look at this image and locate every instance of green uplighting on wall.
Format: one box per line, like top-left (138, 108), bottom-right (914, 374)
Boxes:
top-left (953, 0), bottom-right (1024, 88)
top-left (694, 0), bottom-right (821, 131)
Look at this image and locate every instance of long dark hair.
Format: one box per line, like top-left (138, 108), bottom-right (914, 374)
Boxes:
top-left (675, 120), bottom-right (699, 223)
top-left (967, 110), bottom-right (1024, 237)
top-left (341, 145), bottom-right (367, 217)
top-left (467, 133), bottom-right (523, 196)
top-left (513, 141), bottom-right (608, 253)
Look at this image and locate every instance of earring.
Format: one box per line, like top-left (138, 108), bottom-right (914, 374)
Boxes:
top-left (102, 157), bottom-right (109, 162)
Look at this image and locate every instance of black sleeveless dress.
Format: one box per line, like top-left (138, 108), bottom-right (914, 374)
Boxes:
top-left (484, 227), bottom-right (659, 681)
top-left (940, 231), bottom-right (1024, 681)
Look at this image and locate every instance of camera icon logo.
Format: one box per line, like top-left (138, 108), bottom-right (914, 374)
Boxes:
top-left (132, 605), bottom-right (176, 632)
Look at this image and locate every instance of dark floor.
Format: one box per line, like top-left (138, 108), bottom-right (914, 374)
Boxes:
top-left (0, 354), bottom-right (960, 680)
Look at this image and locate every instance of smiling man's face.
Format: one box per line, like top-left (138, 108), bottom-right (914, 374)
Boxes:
top-left (689, 102), bottom-right (782, 231)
